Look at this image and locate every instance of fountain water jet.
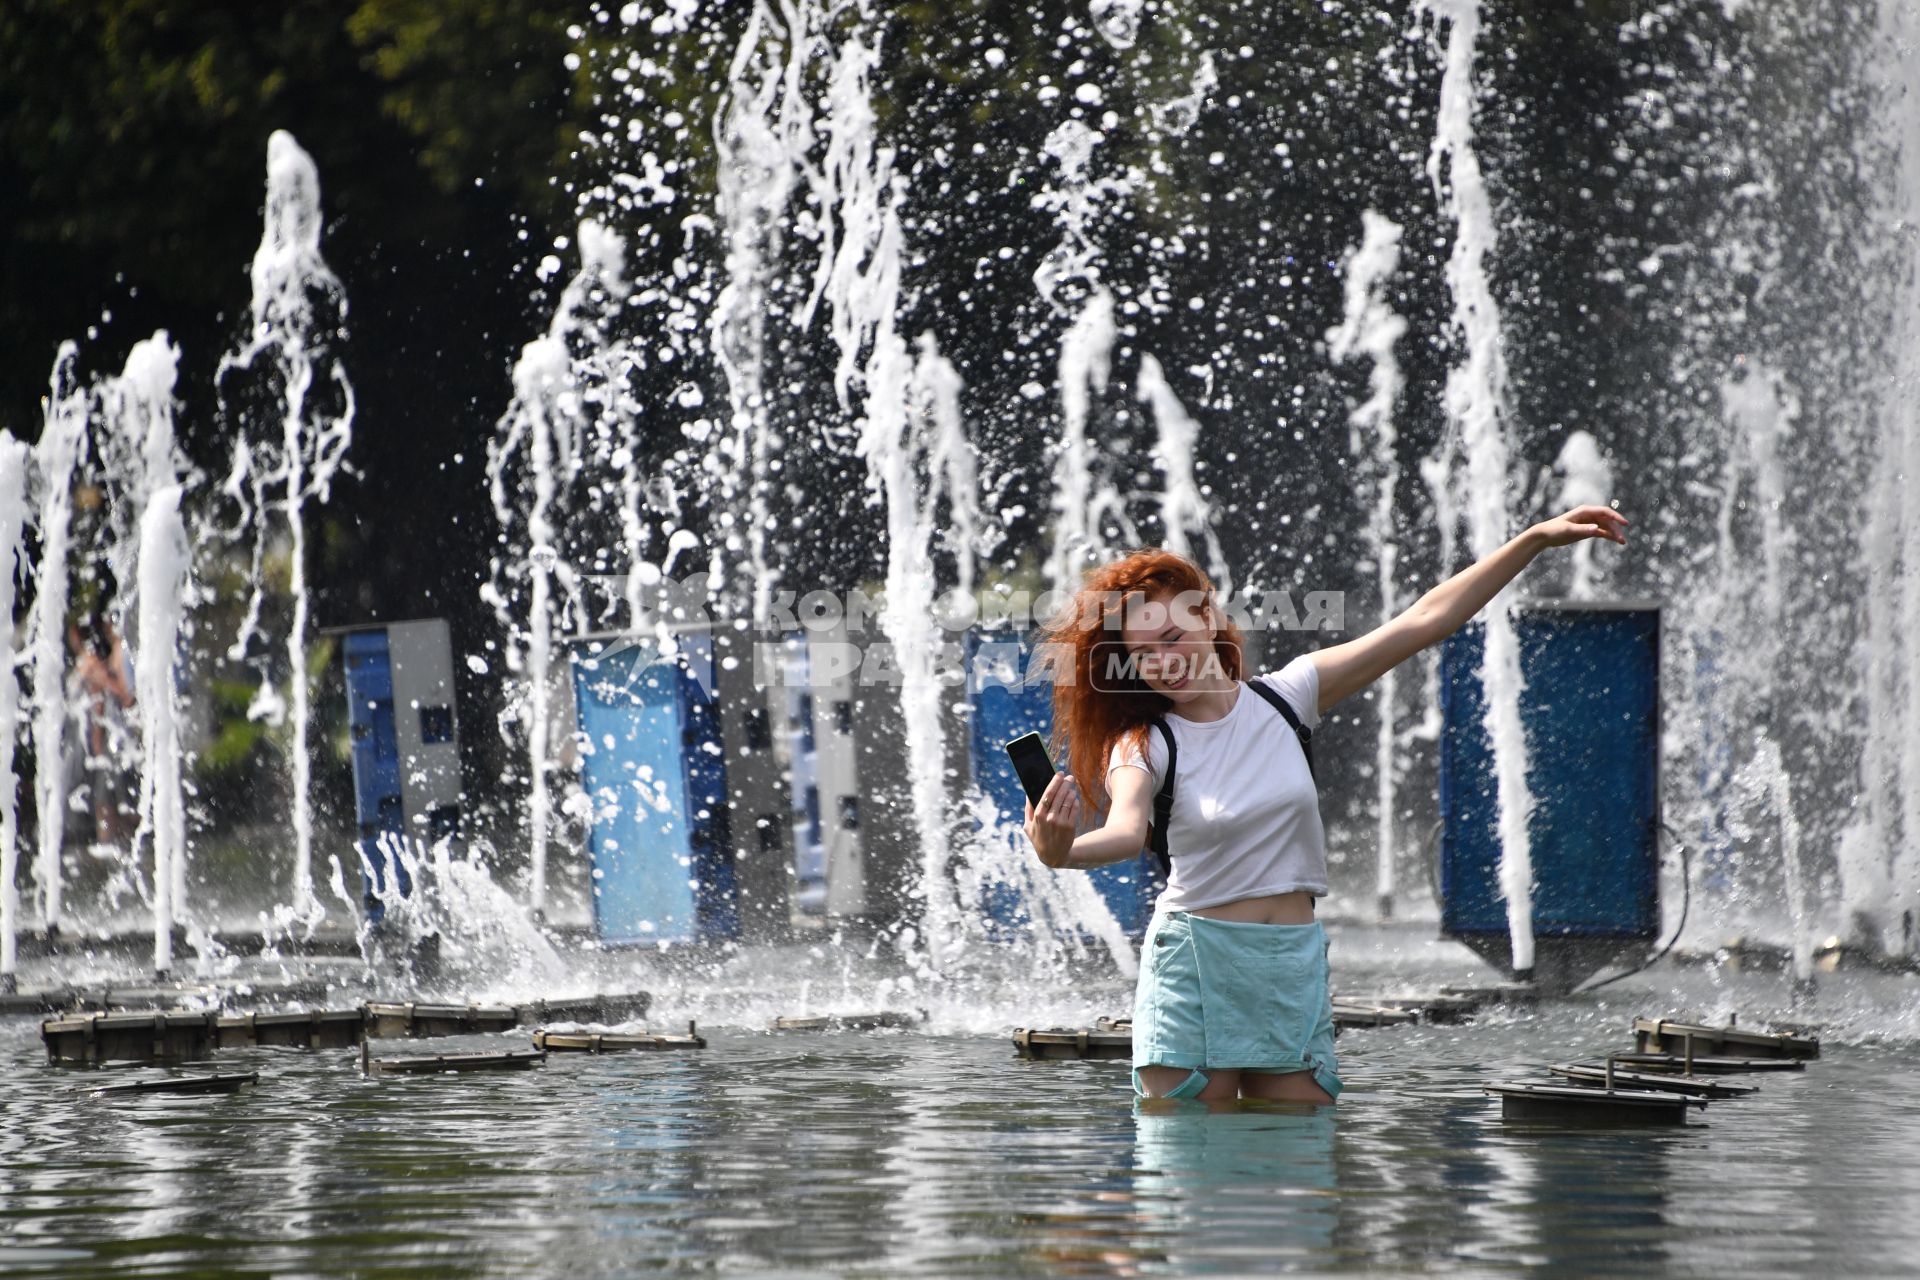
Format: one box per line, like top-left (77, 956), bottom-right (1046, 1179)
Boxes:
top-left (1038, 114), bottom-right (1135, 596)
top-left (1419, 0), bottom-right (1537, 972)
top-left (0, 438), bottom-right (32, 981)
top-left (83, 333), bottom-right (190, 923)
top-left (1551, 432), bottom-right (1614, 601)
top-left (486, 220), bottom-right (634, 919)
top-left (1137, 353), bottom-right (1231, 595)
top-left (1855, 0), bottom-right (1920, 958)
top-left (712, 0), bottom-right (816, 628)
top-left (217, 130), bottom-right (356, 928)
top-left (134, 485), bottom-right (190, 975)
top-left (30, 344), bottom-right (87, 935)
top-left (1328, 210), bottom-right (1408, 919)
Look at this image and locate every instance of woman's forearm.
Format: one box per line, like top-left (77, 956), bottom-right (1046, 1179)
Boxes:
top-left (1401, 525), bottom-right (1550, 646)
top-left (1311, 505), bottom-right (1624, 714)
top-left (1061, 821), bottom-right (1150, 870)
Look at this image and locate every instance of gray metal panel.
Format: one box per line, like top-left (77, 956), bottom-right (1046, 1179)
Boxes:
top-left (807, 620), bottom-right (867, 918)
top-left (848, 642), bottom-right (920, 932)
top-left (710, 623), bottom-right (794, 942)
top-left (385, 619), bottom-right (461, 833)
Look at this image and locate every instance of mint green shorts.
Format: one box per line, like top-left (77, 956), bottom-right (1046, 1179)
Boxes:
top-left (1131, 910), bottom-right (1343, 1100)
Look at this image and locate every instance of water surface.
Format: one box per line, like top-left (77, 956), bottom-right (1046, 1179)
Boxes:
top-left (3, 934), bottom-right (1915, 1277)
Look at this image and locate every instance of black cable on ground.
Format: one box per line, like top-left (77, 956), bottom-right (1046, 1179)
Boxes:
top-left (1571, 820), bottom-right (1691, 995)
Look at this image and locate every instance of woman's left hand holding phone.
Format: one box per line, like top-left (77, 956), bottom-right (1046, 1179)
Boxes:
top-left (1024, 773), bottom-right (1081, 869)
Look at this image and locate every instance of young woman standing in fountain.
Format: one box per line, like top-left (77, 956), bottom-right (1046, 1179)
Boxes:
top-left (1023, 505), bottom-right (1628, 1103)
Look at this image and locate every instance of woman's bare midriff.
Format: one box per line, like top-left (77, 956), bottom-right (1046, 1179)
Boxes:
top-left (1188, 889), bottom-right (1316, 925)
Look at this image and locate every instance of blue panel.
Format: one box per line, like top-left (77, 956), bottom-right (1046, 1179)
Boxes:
top-left (344, 631), bottom-right (401, 828)
top-left (964, 628), bottom-right (1156, 939)
top-left (678, 632), bottom-right (740, 941)
top-left (1439, 607), bottom-right (1661, 942)
top-left (571, 638), bottom-right (738, 945)
top-left (342, 629), bottom-right (408, 922)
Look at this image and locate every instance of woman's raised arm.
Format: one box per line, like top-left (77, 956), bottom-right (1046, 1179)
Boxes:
top-left (1309, 504), bottom-right (1628, 714)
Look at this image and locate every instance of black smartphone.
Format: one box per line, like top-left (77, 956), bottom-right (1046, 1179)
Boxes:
top-left (1005, 732), bottom-right (1059, 809)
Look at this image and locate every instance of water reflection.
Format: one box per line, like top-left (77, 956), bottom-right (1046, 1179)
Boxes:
top-left (3, 971), bottom-right (1919, 1278)
top-left (1128, 1102), bottom-right (1338, 1273)
top-left (1461, 1124), bottom-right (1676, 1272)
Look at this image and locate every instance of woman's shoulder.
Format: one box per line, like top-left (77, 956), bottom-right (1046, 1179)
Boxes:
top-left (1248, 654), bottom-right (1321, 728)
top-left (1105, 720), bottom-right (1170, 781)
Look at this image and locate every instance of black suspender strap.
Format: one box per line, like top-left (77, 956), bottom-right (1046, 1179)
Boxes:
top-left (1147, 681), bottom-right (1315, 878)
top-left (1147, 718), bottom-right (1177, 878)
top-left (1242, 679), bottom-right (1315, 780)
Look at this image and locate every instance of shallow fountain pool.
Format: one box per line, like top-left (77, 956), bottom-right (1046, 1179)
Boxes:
top-left (2, 929), bottom-right (1916, 1278)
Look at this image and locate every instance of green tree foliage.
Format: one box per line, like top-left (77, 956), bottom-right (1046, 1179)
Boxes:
top-left (0, 0), bottom-right (582, 429)
top-left (346, 0), bottom-right (580, 198)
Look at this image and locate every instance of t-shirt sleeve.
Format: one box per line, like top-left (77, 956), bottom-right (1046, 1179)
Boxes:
top-left (1257, 653), bottom-right (1323, 728)
top-left (1105, 727), bottom-right (1161, 792)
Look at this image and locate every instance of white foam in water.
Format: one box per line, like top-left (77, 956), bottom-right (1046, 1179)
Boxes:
top-left (133, 486), bottom-right (190, 973)
top-left (348, 832), bottom-right (568, 997)
top-left (1328, 211), bottom-right (1408, 916)
top-left (30, 343), bottom-right (87, 934)
top-left (0, 437), bottom-right (32, 976)
top-left (221, 130), bottom-right (356, 928)
top-left (1420, 0), bottom-right (1536, 971)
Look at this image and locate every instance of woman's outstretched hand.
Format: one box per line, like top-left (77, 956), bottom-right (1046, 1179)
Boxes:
top-left (1024, 772), bottom-right (1081, 869)
top-left (1533, 504), bottom-right (1628, 548)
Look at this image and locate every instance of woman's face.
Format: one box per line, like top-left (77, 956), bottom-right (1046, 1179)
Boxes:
top-left (1115, 587), bottom-right (1226, 701)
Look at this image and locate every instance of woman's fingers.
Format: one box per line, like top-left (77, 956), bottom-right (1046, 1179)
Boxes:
top-left (1544, 506), bottom-right (1629, 547)
top-left (1584, 514), bottom-right (1627, 544)
top-left (1578, 505), bottom-right (1628, 536)
top-left (1040, 772), bottom-right (1077, 816)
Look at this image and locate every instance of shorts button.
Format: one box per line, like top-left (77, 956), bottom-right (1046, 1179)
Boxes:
top-left (1155, 935), bottom-right (1171, 947)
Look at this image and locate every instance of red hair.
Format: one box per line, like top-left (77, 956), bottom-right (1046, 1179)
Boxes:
top-left (1039, 548), bottom-right (1245, 816)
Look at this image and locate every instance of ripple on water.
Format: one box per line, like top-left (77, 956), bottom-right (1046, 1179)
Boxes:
top-left (2, 956), bottom-right (1917, 1276)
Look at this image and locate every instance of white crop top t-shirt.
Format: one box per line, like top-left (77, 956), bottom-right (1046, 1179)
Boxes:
top-left (1104, 655), bottom-right (1326, 911)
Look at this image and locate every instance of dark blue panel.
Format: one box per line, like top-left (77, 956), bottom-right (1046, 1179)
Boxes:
top-left (680, 648), bottom-right (740, 941)
top-left (1440, 607), bottom-right (1661, 942)
top-left (964, 627), bottom-right (1156, 939)
top-left (342, 629), bottom-right (407, 921)
top-left (343, 632), bottom-right (401, 826)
